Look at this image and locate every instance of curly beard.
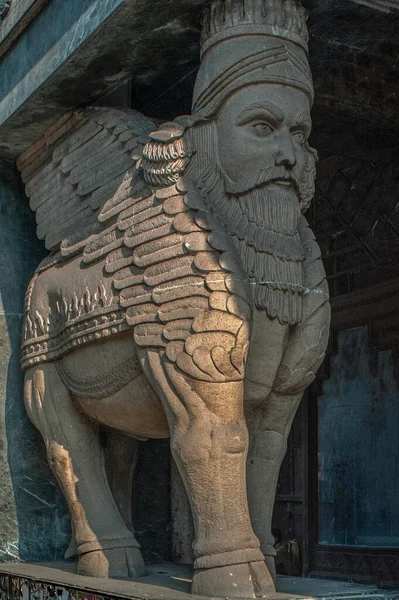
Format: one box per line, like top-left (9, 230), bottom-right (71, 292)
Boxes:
top-left (185, 121), bottom-right (314, 326)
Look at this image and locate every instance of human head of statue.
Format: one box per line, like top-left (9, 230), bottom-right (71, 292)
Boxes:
top-left (143, 0), bottom-right (317, 206)
top-left (186, 0), bottom-right (317, 211)
top-left (142, 0), bottom-right (318, 323)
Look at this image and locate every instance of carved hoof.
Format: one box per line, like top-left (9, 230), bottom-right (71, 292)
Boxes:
top-left (78, 547), bottom-right (146, 579)
top-left (192, 561), bottom-right (275, 598)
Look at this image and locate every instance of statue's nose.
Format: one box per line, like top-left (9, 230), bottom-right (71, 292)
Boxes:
top-left (275, 131), bottom-right (296, 168)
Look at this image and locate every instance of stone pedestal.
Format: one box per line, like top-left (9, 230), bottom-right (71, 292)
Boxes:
top-left (0, 562), bottom-right (396, 600)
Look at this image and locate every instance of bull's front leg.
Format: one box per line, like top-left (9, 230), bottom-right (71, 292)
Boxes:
top-left (177, 378), bottom-right (273, 597)
top-left (141, 349), bottom-right (274, 598)
top-left (246, 310), bottom-right (329, 577)
top-left (244, 315), bottom-right (299, 580)
top-left (246, 389), bottom-right (304, 579)
top-left (246, 218), bottom-right (331, 576)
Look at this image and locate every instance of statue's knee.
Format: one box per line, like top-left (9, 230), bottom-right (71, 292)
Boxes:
top-left (171, 418), bottom-right (248, 465)
top-left (250, 430), bottom-right (286, 461)
top-left (171, 421), bottom-right (210, 465)
top-left (218, 421), bottom-right (248, 454)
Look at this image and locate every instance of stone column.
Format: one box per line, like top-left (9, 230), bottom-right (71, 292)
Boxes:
top-left (0, 169), bottom-right (70, 562)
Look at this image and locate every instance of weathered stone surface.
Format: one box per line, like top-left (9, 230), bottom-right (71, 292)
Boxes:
top-left (16, 2), bottom-right (330, 597)
top-left (0, 0), bottom-right (125, 129)
top-left (1, 560), bottom-right (394, 600)
top-left (0, 1), bottom-right (11, 21)
top-left (171, 461), bottom-right (194, 565)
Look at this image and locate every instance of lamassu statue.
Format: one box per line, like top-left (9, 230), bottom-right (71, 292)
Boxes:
top-left (19, 0), bottom-right (330, 597)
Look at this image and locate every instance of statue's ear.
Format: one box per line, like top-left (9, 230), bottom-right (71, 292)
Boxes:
top-left (298, 143), bottom-right (317, 214)
top-left (141, 121), bottom-right (194, 188)
top-left (305, 141), bottom-right (319, 163)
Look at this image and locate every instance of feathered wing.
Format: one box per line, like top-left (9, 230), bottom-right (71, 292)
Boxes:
top-left (18, 107), bottom-right (155, 252)
top-left (83, 145), bottom-right (253, 383)
top-left (20, 112), bottom-right (253, 383)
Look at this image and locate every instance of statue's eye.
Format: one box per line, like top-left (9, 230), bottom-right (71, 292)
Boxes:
top-left (292, 130), bottom-right (306, 144)
top-left (252, 122), bottom-right (273, 135)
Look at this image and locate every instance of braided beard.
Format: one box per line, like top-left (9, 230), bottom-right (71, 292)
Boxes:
top-left (195, 161), bottom-right (305, 325)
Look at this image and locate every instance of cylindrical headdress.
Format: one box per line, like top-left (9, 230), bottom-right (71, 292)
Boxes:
top-left (192, 0), bottom-right (314, 117)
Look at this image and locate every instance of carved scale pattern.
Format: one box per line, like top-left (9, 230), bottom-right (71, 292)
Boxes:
top-left (91, 158), bottom-right (253, 383)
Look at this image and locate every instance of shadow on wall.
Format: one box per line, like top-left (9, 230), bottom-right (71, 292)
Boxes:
top-left (0, 171), bottom-right (71, 562)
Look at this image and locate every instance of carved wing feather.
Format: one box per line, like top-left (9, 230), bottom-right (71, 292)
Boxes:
top-left (19, 111), bottom-right (253, 382)
top-left (94, 168), bottom-right (253, 383)
top-left (18, 107), bottom-right (155, 251)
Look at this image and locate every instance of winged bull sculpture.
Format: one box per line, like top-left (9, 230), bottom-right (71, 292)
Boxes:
top-left (18, 0), bottom-right (330, 597)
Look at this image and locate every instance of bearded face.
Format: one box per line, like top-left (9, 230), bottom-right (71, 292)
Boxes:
top-left (185, 83), bottom-right (317, 326)
top-left (214, 83), bottom-right (316, 210)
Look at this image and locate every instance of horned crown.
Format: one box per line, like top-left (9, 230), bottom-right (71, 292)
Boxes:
top-left (201, 0), bottom-right (309, 55)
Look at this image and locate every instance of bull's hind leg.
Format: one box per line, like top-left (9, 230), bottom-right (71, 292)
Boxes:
top-left (142, 350), bottom-right (274, 598)
top-left (24, 363), bottom-right (145, 579)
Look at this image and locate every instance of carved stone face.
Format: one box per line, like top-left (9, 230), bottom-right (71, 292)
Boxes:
top-left (215, 83), bottom-right (312, 195)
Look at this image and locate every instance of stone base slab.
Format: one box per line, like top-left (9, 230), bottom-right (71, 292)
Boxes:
top-left (0, 562), bottom-right (398, 600)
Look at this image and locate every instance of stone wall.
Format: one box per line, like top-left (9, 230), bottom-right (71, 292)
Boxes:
top-left (0, 172), bottom-right (70, 562)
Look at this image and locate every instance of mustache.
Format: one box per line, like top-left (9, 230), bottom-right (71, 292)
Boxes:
top-left (225, 166), bottom-right (298, 196)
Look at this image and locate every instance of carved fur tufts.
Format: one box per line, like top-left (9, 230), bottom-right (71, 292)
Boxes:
top-left (298, 143), bottom-right (318, 213)
top-left (141, 126), bottom-right (193, 187)
top-left (143, 137), bottom-right (187, 162)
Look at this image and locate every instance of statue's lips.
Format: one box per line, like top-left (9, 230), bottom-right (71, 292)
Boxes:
top-left (225, 172), bottom-right (299, 196)
top-left (272, 179), bottom-right (293, 187)
top-left (268, 178), bottom-right (299, 193)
